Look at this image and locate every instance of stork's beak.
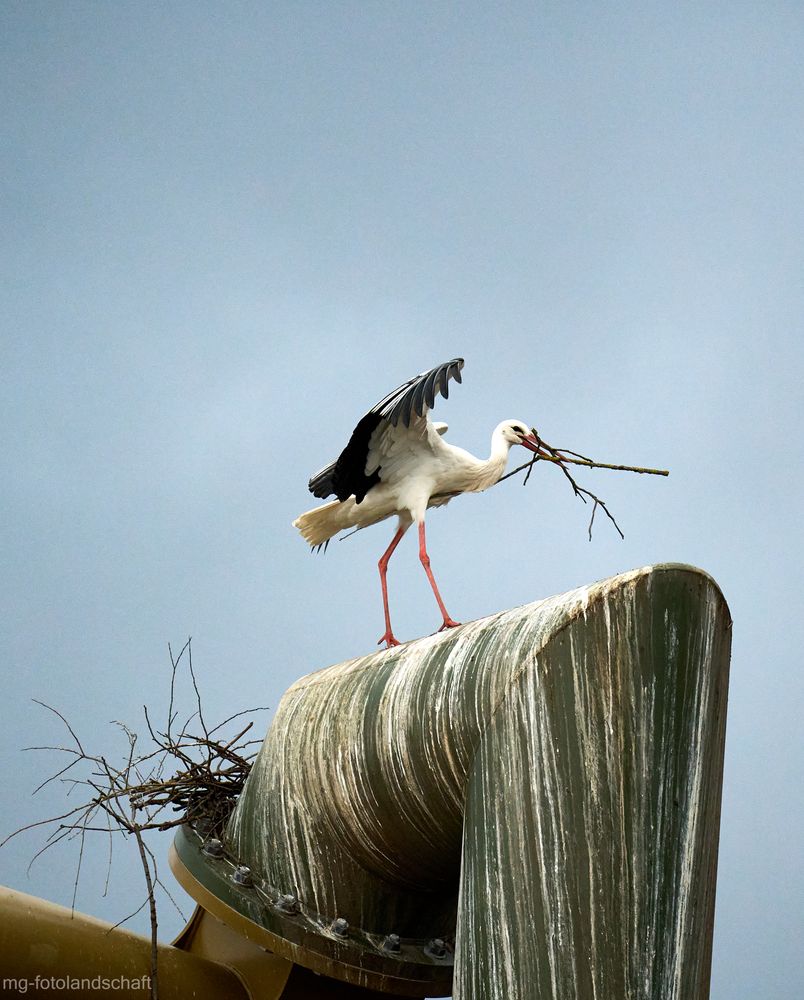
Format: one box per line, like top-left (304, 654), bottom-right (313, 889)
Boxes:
top-left (520, 433), bottom-right (550, 458)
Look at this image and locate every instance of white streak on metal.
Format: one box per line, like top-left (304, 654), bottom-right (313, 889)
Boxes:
top-left (226, 564), bottom-right (730, 998)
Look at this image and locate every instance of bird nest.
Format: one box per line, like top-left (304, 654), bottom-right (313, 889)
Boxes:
top-left (3, 638), bottom-right (267, 976)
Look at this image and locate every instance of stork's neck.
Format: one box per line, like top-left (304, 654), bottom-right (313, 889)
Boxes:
top-left (468, 427), bottom-right (514, 492)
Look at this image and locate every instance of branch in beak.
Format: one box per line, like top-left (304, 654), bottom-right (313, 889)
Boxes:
top-left (520, 433), bottom-right (551, 459)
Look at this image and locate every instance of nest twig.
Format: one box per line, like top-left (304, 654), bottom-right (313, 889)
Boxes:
top-left (1, 638), bottom-right (268, 1000)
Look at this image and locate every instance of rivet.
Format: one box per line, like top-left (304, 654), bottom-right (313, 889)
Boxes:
top-left (331, 917), bottom-right (349, 938)
top-left (383, 933), bottom-right (401, 953)
top-left (426, 937), bottom-right (447, 959)
top-left (276, 893), bottom-right (300, 915)
top-left (201, 838), bottom-right (224, 858)
top-left (232, 865), bottom-right (253, 887)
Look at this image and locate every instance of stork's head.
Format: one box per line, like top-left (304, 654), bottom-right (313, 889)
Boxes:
top-left (497, 419), bottom-right (546, 455)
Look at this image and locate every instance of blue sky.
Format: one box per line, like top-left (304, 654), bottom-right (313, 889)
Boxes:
top-left (1, 4), bottom-right (802, 997)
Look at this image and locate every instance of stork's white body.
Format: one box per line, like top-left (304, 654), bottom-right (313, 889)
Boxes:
top-left (293, 420), bottom-right (519, 547)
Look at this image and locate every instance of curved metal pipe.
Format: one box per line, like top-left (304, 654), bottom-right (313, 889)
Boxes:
top-left (224, 563), bottom-right (730, 999)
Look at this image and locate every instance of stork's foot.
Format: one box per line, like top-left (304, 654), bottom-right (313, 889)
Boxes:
top-left (437, 618), bottom-right (461, 632)
top-left (377, 631), bottom-right (401, 648)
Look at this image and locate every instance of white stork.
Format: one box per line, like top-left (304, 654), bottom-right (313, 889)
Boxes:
top-left (293, 358), bottom-right (548, 647)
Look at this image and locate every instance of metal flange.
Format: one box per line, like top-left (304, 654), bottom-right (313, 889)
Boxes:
top-left (169, 825), bottom-right (453, 997)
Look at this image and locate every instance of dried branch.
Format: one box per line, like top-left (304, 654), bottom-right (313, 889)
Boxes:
top-left (494, 429), bottom-right (667, 540)
top-left (501, 453), bottom-right (669, 480)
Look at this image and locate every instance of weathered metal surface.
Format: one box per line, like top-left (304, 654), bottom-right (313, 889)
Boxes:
top-left (170, 827), bottom-right (445, 996)
top-left (454, 567), bottom-right (731, 999)
top-left (219, 563), bottom-right (730, 998)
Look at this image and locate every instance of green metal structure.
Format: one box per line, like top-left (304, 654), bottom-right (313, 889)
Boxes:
top-left (1, 564), bottom-right (732, 999)
top-left (215, 563), bottom-right (729, 998)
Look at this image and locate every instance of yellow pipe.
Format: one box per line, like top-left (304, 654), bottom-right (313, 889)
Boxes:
top-left (0, 884), bottom-right (247, 999)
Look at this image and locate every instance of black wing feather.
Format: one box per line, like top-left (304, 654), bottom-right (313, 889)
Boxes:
top-left (422, 367), bottom-right (440, 410)
top-left (330, 412), bottom-right (382, 503)
top-left (410, 376), bottom-right (429, 423)
top-left (308, 460), bottom-right (338, 499)
top-left (307, 358), bottom-right (465, 502)
top-left (375, 357), bottom-right (464, 427)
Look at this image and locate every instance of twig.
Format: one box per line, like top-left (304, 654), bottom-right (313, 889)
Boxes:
top-left (72, 825), bottom-right (87, 913)
top-left (102, 805), bottom-right (113, 897)
top-left (133, 823), bottom-right (159, 1000)
top-left (31, 700), bottom-right (86, 756)
top-left (31, 755), bottom-right (83, 796)
top-left (494, 430), bottom-right (665, 540)
top-left (107, 895), bottom-right (149, 933)
top-left (498, 452), bottom-right (669, 486)
top-left (1, 803), bottom-right (95, 849)
top-left (208, 707), bottom-right (270, 737)
top-left (186, 640), bottom-right (209, 745)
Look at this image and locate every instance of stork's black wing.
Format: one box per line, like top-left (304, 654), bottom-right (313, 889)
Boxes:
top-left (308, 358), bottom-right (464, 503)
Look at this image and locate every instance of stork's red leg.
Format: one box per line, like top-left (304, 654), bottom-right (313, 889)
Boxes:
top-left (377, 526), bottom-right (406, 648)
top-left (418, 522), bottom-right (460, 632)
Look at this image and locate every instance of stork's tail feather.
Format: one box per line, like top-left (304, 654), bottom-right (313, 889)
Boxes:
top-left (292, 499), bottom-right (356, 549)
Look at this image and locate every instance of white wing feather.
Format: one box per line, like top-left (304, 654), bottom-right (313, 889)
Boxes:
top-left (365, 412), bottom-right (449, 486)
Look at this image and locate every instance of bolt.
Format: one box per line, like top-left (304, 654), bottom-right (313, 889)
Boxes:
top-left (232, 865), bottom-right (253, 887)
top-left (383, 933), bottom-right (401, 953)
top-left (201, 838), bottom-right (224, 858)
top-left (276, 893), bottom-right (300, 915)
top-left (330, 917), bottom-right (349, 938)
top-left (426, 937), bottom-right (447, 959)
